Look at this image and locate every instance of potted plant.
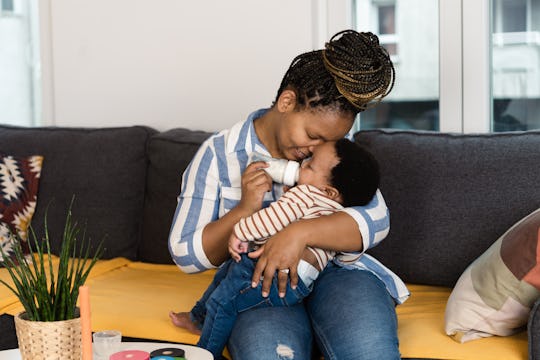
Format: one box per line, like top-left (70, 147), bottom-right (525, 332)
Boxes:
top-left (0, 203), bottom-right (103, 359)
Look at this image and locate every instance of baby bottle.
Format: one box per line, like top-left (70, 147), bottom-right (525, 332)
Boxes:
top-left (249, 152), bottom-right (300, 186)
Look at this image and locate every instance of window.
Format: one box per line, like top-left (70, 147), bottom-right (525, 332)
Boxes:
top-left (376, 3), bottom-right (398, 56)
top-left (1, 0), bottom-right (14, 13)
top-left (353, 0), bottom-right (439, 131)
top-left (0, 0), bottom-right (41, 126)
top-left (349, 0), bottom-right (538, 133)
top-left (491, 0), bottom-right (540, 131)
top-left (493, 0), bottom-right (526, 33)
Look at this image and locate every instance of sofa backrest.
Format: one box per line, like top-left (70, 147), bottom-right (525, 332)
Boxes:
top-left (356, 129), bottom-right (540, 287)
top-left (4, 123), bottom-right (539, 287)
top-left (0, 125), bottom-right (155, 260)
top-left (140, 127), bottom-right (540, 288)
top-left (140, 128), bottom-right (213, 264)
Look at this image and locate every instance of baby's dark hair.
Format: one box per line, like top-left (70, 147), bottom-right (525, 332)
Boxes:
top-left (274, 30), bottom-right (395, 115)
top-left (330, 139), bottom-right (380, 207)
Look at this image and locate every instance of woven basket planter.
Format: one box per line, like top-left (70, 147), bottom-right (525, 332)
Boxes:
top-left (14, 311), bottom-right (82, 360)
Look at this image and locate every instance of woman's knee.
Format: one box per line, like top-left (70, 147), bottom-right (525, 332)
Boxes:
top-left (307, 267), bottom-right (400, 360)
top-left (228, 305), bottom-right (313, 360)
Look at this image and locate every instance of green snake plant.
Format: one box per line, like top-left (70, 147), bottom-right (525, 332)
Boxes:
top-left (0, 203), bottom-right (103, 321)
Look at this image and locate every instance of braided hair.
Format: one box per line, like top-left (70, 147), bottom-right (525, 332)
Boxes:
top-left (274, 30), bottom-right (395, 114)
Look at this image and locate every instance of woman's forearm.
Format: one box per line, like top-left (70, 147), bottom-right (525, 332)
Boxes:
top-left (292, 212), bottom-right (363, 252)
top-left (204, 207), bottom-right (363, 265)
top-left (202, 206), bottom-right (254, 266)
top-left (248, 211), bottom-right (364, 297)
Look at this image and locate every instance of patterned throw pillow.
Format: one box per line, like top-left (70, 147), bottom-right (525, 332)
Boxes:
top-left (445, 207), bottom-right (540, 343)
top-left (0, 154), bottom-right (44, 267)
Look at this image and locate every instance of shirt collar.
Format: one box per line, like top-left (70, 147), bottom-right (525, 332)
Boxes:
top-left (227, 108), bottom-right (270, 155)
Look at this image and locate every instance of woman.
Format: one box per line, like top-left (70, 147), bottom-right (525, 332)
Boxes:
top-left (169, 30), bottom-right (409, 359)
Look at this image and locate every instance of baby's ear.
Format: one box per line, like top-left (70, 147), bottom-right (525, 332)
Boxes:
top-left (323, 186), bottom-right (342, 201)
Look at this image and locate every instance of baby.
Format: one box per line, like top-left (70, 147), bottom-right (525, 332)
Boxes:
top-left (170, 139), bottom-right (380, 358)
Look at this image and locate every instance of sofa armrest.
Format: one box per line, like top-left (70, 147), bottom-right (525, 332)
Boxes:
top-left (529, 298), bottom-right (540, 360)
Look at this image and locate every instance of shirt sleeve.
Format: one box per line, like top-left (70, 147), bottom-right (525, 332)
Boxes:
top-left (338, 189), bottom-right (390, 257)
top-left (233, 186), bottom-right (314, 244)
top-left (168, 139), bottom-right (220, 274)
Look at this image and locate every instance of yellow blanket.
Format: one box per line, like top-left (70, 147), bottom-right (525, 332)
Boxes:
top-left (0, 257), bottom-right (528, 359)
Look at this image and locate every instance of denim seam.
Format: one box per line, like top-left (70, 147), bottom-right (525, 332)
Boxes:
top-left (310, 318), bottom-right (337, 360)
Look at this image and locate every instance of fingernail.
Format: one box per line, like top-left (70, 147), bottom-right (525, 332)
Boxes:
top-left (279, 292), bottom-right (285, 298)
top-left (292, 285), bottom-right (297, 290)
top-left (262, 291), bottom-right (268, 297)
top-left (252, 282), bottom-right (257, 288)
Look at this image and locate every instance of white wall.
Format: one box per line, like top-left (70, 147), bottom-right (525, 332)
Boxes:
top-left (42, 0), bottom-right (321, 131)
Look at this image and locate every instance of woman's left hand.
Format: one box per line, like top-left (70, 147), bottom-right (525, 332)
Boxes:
top-left (248, 223), bottom-right (306, 298)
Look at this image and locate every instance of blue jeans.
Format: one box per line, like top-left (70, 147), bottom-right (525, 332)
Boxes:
top-left (197, 255), bottom-right (311, 358)
top-left (227, 262), bottom-right (400, 360)
top-left (190, 258), bottom-right (232, 327)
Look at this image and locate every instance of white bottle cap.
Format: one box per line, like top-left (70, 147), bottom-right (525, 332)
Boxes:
top-left (283, 160), bottom-right (300, 186)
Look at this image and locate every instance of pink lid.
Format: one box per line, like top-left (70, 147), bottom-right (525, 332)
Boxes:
top-left (109, 350), bottom-right (150, 360)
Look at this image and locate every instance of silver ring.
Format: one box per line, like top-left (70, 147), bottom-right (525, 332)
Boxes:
top-left (279, 269), bottom-right (289, 274)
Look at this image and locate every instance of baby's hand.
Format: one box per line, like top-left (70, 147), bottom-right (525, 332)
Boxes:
top-left (228, 233), bottom-right (249, 262)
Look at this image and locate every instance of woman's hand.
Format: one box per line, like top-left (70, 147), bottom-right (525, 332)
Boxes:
top-left (249, 223), bottom-right (307, 298)
top-left (248, 213), bottom-right (364, 298)
top-left (237, 161), bottom-right (272, 215)
top-left (200, 161), bottom-right (272, 267)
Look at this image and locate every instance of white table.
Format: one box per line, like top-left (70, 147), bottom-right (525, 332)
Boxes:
top-left (0, 342), bottom-right (213, 360)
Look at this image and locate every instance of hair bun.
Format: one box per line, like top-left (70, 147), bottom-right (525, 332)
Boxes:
top-left (323, 30), bottom-right (395, 111)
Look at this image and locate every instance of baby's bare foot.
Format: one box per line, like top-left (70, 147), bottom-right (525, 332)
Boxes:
top-left (168, 311), bottom-right (202, 335)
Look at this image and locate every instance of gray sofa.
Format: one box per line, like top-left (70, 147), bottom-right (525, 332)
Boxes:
top-left (0, 124), bottom-right (539, 359)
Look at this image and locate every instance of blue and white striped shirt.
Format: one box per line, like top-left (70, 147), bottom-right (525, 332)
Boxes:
top-left (168, 109), bottom-right (410, 304)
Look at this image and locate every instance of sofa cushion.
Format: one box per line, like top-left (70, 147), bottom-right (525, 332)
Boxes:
top-left (445, 208), bottom-right (540, 342)
top-left (0, 125), bottom-right (156, 260)
top-left (2, 263), bottom-right (527, 360)
top-left (0, 255), bottom-right (132, 316)
top-left (140, 128), bottom-right (212, 264)
top-left (355, 129), bottom-right (540, 287)
top-left (0, 154), bottom-right (43, 266)
top-left (397, 284), bottom-right (527, 360)
top-left (90, 275), bottom-right (527, 360)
